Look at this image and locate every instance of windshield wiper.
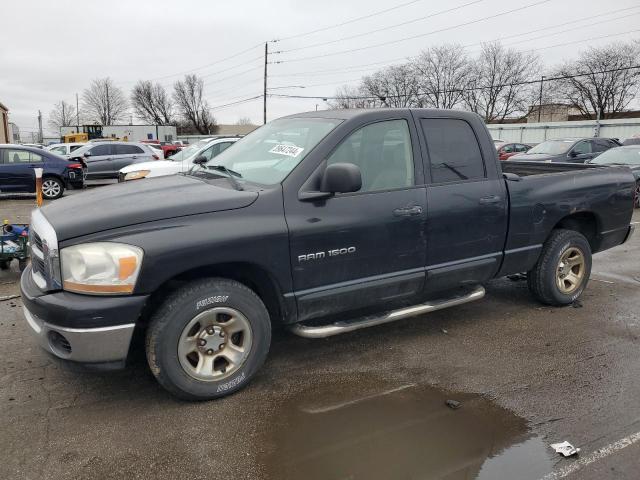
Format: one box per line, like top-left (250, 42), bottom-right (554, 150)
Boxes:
top-left (206, 165), bottom-right (244, 191)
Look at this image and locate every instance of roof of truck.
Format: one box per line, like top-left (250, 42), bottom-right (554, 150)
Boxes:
top-left (284, 108), bottom-right (480, 121)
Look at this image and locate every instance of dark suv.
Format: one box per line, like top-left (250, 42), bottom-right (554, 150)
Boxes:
top-left (510, 137), bottom-right (619, 163)
top-left (0, 145), bottom-right (84, 199)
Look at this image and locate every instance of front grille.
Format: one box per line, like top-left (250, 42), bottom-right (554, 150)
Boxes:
top-left (28, 210), bottom-right (60, 291)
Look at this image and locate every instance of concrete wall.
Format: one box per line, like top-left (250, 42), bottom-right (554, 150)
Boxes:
top-left (487, 118), bottom-right (640, 143)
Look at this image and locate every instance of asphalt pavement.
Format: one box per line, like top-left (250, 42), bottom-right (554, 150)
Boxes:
top-left (1, 195), bottom-right (639, 480)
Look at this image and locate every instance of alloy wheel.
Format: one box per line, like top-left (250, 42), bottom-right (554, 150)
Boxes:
top-left (177, 307), bottom-right (253, 382)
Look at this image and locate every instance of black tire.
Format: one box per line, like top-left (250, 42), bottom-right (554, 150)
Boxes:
top-left (527, 229), bottom-right (592, 306)
top-left (18, 258), bottom-right (29, 272)
top-left (41, 176), bottom-right (64, 200)
top-left (634, 180), bottom-right (640, 209)
top-left (0, 260), bottom-right (9, 270)
top-left (145, 278), bottom-right (271, 400)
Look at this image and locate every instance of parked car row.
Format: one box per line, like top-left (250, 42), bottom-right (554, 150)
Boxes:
top-left (508, 137), bottom-right (620, 163)
top-left (0, 145), bottom-right (84, 199)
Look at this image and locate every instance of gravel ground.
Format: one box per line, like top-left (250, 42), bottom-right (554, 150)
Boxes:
top-left (1, 195), bottom-right (638, 480)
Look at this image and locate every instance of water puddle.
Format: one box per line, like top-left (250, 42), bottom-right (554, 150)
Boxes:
top-left (262, 377), bottom-right (553, 480)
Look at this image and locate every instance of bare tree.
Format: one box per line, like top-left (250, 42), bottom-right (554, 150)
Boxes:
top-left (173, 74), bottom-right (216, 134)
top-left (553, 41), bottom-right (640, 119)
top-left (82, 77), bottom-right (129, 124)
top-left (463, 42), bottom-right (540, 122)
top-left (235, 117), bottom-right (254, 125)
top-left (413, 44), bottom-right (472, 109)
top-left (131, 81), bottom-right (175, 124)
top-left (48, 100), bottom-right (78, 130)
top-left (362, 64), bottom-right (420, 107)
top-left (329, 85), bottom-right (370, 109)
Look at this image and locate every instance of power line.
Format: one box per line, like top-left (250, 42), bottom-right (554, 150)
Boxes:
top-left (274, 0), bottom-right (425, 42)
top-left (209, 95), bottom-right (263, 111)
top-left (279, 0), bottom-right (554, 63)
top-left (268, 65), bottom-right (640, 100)
top-left (278, 0), bottom-right (484, 54)
top-left (465, 5), bottom-right (640, 48)
top-left (528, 27), bottom-right (640, 52)
top-left (270, 5), bottom-right (640, 81)
top-left (484, 11), bottom-right (640, 51)
top-left (119, 43), bottom-right (264, 85)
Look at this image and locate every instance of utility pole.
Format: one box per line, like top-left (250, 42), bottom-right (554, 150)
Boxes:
top-left (263, 42), bottom-right (268, 125)
top-left (537, 76), bottom-right (545, 123)
top-left (76, 93), bottom-right (80, 131)
top-left (37, 110), bottom-right (43, 143)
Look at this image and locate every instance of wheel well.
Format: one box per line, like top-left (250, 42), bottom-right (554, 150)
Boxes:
top-left (553, 212), bottom-right (598, 251)
top-left (140, 263), bottom-right (286, 328)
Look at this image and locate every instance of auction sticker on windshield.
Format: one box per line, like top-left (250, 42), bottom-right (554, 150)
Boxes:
top-left (269, 144), bottom-right (304, 157)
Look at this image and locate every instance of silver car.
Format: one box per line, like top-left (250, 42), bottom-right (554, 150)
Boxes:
top-left (71, 141), bottom-right (158, 179)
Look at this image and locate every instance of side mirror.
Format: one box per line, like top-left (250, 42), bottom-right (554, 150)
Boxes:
top-left (321, 163), bottom-right (362, 193)
top-left (568, 150), bottom-right (578, 158)
top-left (193, 155), bottom-right (207, 165)
top-left (299, 163), bottom-right (362, 201)
top-left (83, 151), bottom-right (91, 158)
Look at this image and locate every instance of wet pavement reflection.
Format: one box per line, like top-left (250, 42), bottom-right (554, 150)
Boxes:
top-left (263, 377), bottom-right (554, 480)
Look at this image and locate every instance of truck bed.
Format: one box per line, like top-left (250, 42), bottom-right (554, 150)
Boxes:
top-left (501, 160), bottom-right (602, 177)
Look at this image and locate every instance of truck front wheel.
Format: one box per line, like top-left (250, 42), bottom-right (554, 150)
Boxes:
top-left (145, 278), bottom-right (271, 400)
top-left (527, 229), bottom-right (592, 306)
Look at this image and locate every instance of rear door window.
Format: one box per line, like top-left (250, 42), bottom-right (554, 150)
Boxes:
top-left (592, 140), bottom-right (611, 152)
top-left (421, 118), bottom-right (485, 183)
top-left (3, 150), bottom-right (43, 163)
top-left (115, 145), bottom-right (145, 155)
top-left (89, 144), bottom-right (113, 156)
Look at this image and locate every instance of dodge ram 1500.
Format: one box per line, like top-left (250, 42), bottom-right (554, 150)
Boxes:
top-left (21, 109), bottom-right (636, 400)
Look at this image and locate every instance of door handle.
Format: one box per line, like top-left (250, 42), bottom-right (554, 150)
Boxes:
top-left (479, 195), bottom-right (501, 205)
top-left (393, 205), bottom-right (423, 217)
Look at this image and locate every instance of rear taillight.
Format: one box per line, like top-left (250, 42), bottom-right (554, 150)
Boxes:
top-left (152, 154), bottom-right (159, 160)
top-left (68, 163), bottom-right (83, 169)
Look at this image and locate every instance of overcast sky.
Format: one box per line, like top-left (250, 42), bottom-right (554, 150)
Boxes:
top-left (2, 0), bottom-right (639, 137)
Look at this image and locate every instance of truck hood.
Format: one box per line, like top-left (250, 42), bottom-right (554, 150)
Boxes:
top-left (41, 174), bottom-right (259, 240)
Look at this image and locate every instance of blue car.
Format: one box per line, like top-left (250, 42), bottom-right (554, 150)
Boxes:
top-left (0, 145), bottom-right (85, 199)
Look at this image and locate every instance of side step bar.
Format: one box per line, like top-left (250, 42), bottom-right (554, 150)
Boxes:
top-left (290, 285), bottom-right (485, 339)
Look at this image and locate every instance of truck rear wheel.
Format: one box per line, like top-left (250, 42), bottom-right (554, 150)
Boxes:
top-left (527, 229), bottom-right (592, 306)
top-left (145, 278), bottom-right (271, 400)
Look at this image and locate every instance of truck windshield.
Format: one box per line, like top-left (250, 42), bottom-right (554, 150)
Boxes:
top-left (590, 147), bottom-right (640, 165)
top-left (527, 140), bottom-right (574, 155)
top-left (190, 117), bottom-right (341, 185)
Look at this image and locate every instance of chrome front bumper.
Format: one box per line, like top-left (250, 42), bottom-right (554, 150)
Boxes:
top-left (23, 305), bottom-right (135, 363)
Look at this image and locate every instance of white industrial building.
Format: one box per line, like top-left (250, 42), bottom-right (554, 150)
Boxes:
top-left (60, 124), bottom-right (177, 142)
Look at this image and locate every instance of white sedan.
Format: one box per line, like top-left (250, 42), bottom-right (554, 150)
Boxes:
top-left (46, 143), bottom-right (86, 158)
top-left (119, 137), bottom-right (239, 181)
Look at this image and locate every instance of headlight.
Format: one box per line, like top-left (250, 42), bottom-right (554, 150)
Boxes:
top-left (124, 170), bottom-right (150, 181)
top-left (61, 243), bottom-right (144, 295)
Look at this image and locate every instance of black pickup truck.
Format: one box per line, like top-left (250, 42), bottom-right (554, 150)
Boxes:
top-left (20, 109), bottom-right (636, 400)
